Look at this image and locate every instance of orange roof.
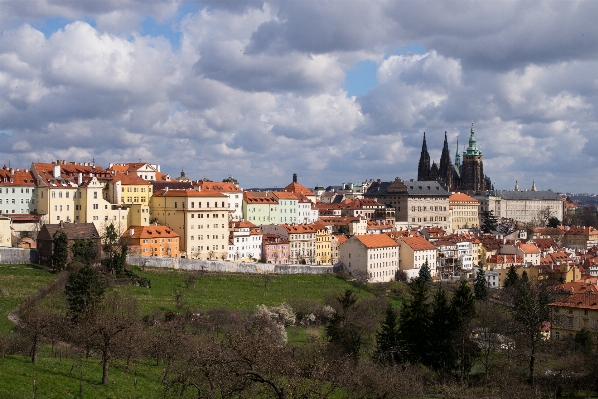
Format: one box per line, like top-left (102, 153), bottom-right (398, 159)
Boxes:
top-left (283, 181), bottom-right (314, 197)
top-left (400, 236), bottom-right (436, 251)
top-left (335, 235), bottom-right (348, 246)
top-left (123, 225), bottom-right (180, 239)
top-left (0, 167), bottom-right (36, 187)
top-left (355, 234), bottom-right (398, 249)
top-left (112, 171), bottom-right (150, 185)
top-left (244, 192), bottom-right (278, 204)
top-left (154, 189), bottom-right (225, 197)
top-left (231, 221), bottom-right (257, 229)
top-left (449, 193), bottom-right (478, 203)
top-left (198, 181), bottom-right (242, 193)
top-left (518, 243), bottom-right (540, 253)
top-left (272, 191), bottom-right (299, 200)
top-left (281, 224), bottom-right (317, 234)
top-left (487, 254), bottom-right (524, 264)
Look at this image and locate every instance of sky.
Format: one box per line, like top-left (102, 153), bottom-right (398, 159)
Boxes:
top-left (1, 1), bottom-right (597, 194)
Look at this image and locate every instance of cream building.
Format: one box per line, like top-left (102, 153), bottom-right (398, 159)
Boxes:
top-left (106, 171), bottom-right (153, 206)
top-left (75, 177), bottom-right (129, 235)
top-left (398, 236), bottom-right (438, 280)
top-left (475, 188), bottom-right (564, 225)
top-left (449, 193), bottom-right (479, 231)
top-left (261, 223), bottom-right (317, 264)
top-left (339, 234), bottom-right (399, 283)
top-left (150, 189), bottom-right (230, 259)
top-left (365, 178), bottom-right (450, 231)
top-left (0, 216), bottom-right (11, 247)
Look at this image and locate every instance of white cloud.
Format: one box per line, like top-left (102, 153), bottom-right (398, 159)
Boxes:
top-left (0, 1), bottom-right (597, 193)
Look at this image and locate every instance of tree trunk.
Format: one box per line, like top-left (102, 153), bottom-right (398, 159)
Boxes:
top-left (529, 336), bottom-right (536, 386)
top-left (102, 350), bottom-right (110, 385)
top-left (31, 336), bottom-right (38, 364)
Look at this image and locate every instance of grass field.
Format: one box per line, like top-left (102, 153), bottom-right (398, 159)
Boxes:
top-left (0, 354), bottom-right (164, 399)
top-left (117, 266), bottom-right (369, 315)
top-left (0, 264), bottom-right (56, 333)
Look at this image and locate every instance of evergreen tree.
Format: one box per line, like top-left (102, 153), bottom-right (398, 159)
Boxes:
top-left (103, 223), bottom-right (119, 272)
top-left (113, 243), bottom-right (128, 275)
top-left (480, 210), bottom-right (498, 233)
top-left (547, 217), bottom-right (561, 228)
top-left (474, 266), bottom-right (488, 301)
top-left (374, 304), bottom-right (401, 364)
top-left (503, 265), bottom-right (519, 289)
top-left (398, 278), bottom-right (431, 364)
top-left (418, 260), bottom-right (433, 284)
top-left (451, 280), bottom-right (478, 381)
top-left (51, 231), bottom-right (69, 272)
top-left (65, 265), bottom-right (107, 322)
top-left (429, 286), bottom-right (456, 373)
top-left (71, 239), bottom-right (98, 266)
top-left (452, 280), bottom-right (476, 323)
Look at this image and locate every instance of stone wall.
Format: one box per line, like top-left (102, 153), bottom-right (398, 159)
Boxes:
top-left (0, 247), bottom-right (38, 264)
top-left (127, 255), bottom-right (343, 275)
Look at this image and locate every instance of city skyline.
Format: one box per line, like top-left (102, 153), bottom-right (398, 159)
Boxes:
top-left (1, 1), bottom-right (597, 193)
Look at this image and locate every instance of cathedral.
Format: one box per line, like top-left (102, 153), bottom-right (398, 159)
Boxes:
top-left (417, 121), bottom-right (492, 192)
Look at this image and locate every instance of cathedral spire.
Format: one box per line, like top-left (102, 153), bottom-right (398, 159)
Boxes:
top-left (439, 131), bottom-right (453, 190)
top-left (417, 132), bottom-right (431, 181)
top-left (455, 138), bottom-right (460, 166)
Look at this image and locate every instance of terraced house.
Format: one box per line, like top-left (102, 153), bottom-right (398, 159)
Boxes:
top-left (150, 189), bottom-right (229, 260)
top-left (261, 223), bottom-right (317, 264)
top-left (0, 166), bottom-right (37, 215)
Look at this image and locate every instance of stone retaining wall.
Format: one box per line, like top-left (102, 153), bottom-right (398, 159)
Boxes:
top-left (0, 247), bottom-right (38, 264)
top-left (127, 255), bottom-right (343, 275)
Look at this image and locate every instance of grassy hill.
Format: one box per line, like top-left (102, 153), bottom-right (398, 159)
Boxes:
top-left (117, 266), bottom-right (369, 315)
top-left (0, 264), bottom-right (56, 333)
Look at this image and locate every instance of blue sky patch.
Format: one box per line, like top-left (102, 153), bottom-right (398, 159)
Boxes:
top-left (343, 59), bottom-right (378, 97)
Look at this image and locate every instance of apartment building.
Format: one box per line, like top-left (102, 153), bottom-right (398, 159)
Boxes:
top-left (339, 234), bottom-right (399, 283)
top-left (150, 189), bottom-right (230, 260)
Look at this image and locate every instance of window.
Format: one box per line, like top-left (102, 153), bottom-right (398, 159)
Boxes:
top-left (94, 192), bottom-right (97, 199)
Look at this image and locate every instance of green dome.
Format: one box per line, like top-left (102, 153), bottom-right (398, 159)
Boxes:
top-left (464, 121), bottom-right (482, 156)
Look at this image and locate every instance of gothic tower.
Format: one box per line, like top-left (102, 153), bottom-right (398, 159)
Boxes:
top-left (438, 131), bottom-right (454, 190)
top-left (417, 132), bottom-right (431, 181)
top-left (460, 121), bottom-right (486, 191)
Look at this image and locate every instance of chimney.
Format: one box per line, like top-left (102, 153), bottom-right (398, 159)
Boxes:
top-left (78, 173), bottom-right (83, 186)
top-left (53, 164), bottom-right (61, 178)
top-left (130, 228), bottom-right (135, 236)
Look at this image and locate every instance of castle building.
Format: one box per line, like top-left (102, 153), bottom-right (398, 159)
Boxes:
top-left (417, 121), bottom-right (492, 192)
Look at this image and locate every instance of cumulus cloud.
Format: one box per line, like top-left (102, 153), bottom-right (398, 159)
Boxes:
top-left (0, 0), bottom-right (597, 193)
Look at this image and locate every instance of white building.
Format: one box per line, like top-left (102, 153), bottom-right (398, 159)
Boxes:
top-left (339, 234), bottom-right (399, 283)
top-left (398, 236), bottom-right (438, 280)
top-left (228, 221), bottom-right (262, 261)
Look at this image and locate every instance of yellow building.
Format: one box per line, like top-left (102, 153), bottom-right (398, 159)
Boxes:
top-left (150, 189), bottom-right (230, 259)
top-left (550, 282), bottom-right (598, 340)
top-left (449, 192), bottom-right (479, 231)
top-left (75, 177), bottom-right (129, 236)
top-left (106, 171), bottom-right (153, 206)
top-left (32, 162), bottom-right (79, 224)
top-left (313, 222), bottom-right (332, 265)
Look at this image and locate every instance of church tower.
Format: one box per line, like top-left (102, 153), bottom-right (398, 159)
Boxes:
top-left (438, 131), bottom-right (454, 190)
top-left (460, 121), bottom-right (486, 191)
top-left (417, 132), bottom-right (431, 181)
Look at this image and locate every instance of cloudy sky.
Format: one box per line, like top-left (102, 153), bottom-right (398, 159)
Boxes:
top-left (1, 1), bottom-right (597, 193)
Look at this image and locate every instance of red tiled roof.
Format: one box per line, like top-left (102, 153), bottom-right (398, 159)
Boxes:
top-left (283, 181), bottom-right (314, 197)
top-left (449, 193), bottom-right (478, 203)
top-left (123, 225), bottom-right (180, 239)
top-left (154, 189), bottom-right (225, 197)
top-left (198, 181), bottom-right (242, 193)
top-left (355, 234), bottom-right (398, 248)
top-left (401, 236), bottom-right (436, 251)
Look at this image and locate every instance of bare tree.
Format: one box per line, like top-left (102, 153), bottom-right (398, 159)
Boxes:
top-left (87, 292), bottom-right (140, 384)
